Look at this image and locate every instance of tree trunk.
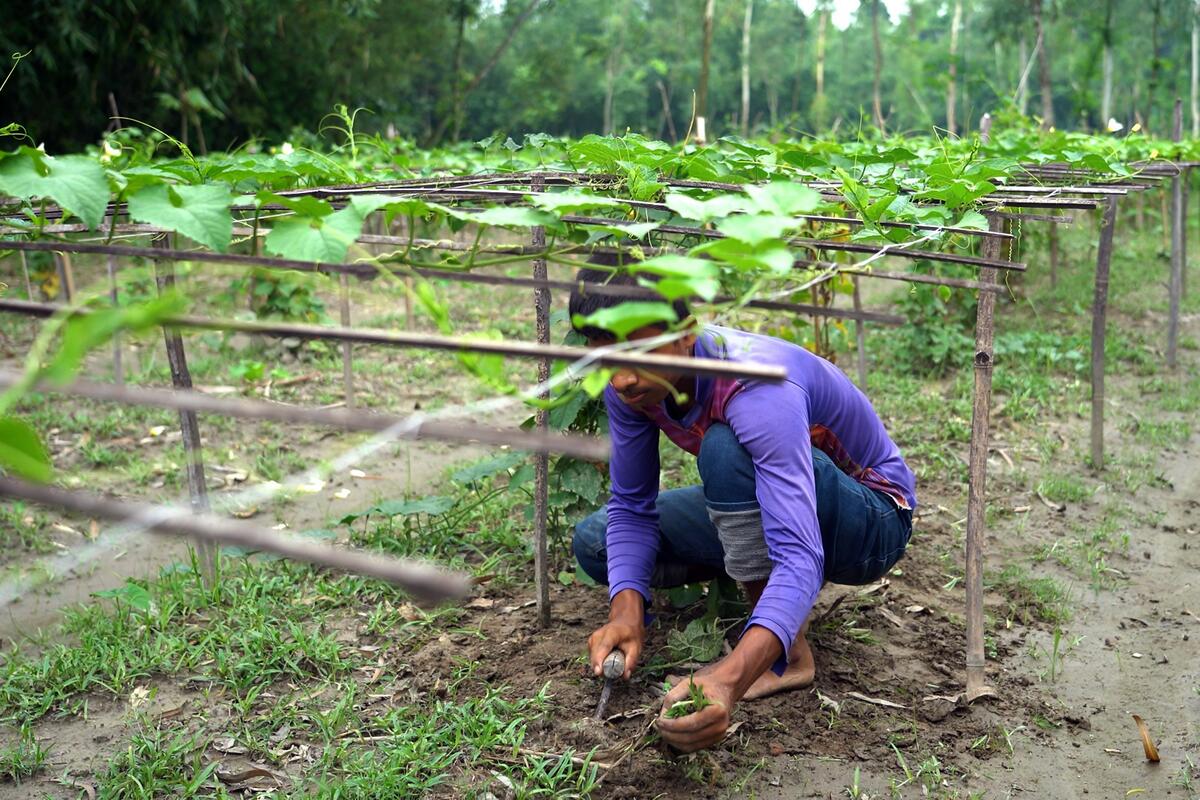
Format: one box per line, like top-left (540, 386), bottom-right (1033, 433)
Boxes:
top-left (812, 5), bottom-right (828, 129)
top-left (449, 3), bottom-right (468, 142)
top-left (1101, 0), bottom-right (1114, 126)
top-left (1149, 0), bottom-right (1163, 132)
top-left (1192, 0), bottom-right (1199, 137)
top-left (1033, 0), bottom-right (1054, 129)
top-left (603, 48), bottom-right (617, 135)
top-left (872, 0), bottom-right (885, 132)
top-left (656, 79), bottom-right (679, 141)
top-left (429, 0), bottom-right (543, 145)
top-left (1017, 35), bottom-right (1030, 115)
top-left (697, 0), bottom-right (716, 140)
top-left (741, 0), bottom-right (753, 137)
top-left (947, 0), bottom-right (962, 136)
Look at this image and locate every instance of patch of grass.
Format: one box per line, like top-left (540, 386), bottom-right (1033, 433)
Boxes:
top-left (0, 724), bottom-right (47, 782)
top-left (986, 565), bottom-right (1072, 626)
top-left (1035, 473), bottom-right (1093, 505)
top-left (0, 502), bottom-right (54, 556)
top-left (1126, 416), bottom-right (1192, 448)
top-left (94, 726), bottom-right (221, 798)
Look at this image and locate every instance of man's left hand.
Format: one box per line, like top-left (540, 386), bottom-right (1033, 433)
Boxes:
top-left (655, 669), bottom-right (737, 753)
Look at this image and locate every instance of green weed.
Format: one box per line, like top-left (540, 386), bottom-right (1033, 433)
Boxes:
top-left (0, 724), bottom-right (46, 781)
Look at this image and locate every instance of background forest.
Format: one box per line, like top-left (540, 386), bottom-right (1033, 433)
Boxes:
top-left (4, 0), bottom-right (1200, 152)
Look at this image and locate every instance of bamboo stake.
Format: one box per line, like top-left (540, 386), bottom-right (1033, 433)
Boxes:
top-left (1048, 222), bottom-right (1059, 288)
top-left (18, 251), bottom-right (33, 299)
top-left (1169, 101), bottom-right (1185, 370)
top-left (151, 237), bottom-right (217, 581)
top-left (54, 252), bottom-right (75, 302)
top-left (852, 276), bottom-right (868, 388)
top-left (107, 250), bottom-right (124, 386)
top-left (1182, 166), bottom-right (1190, 301)
top-left (964, 211), bottom-right (1003, 703)
top-left (1090, 197), bottom-right (1119, 469)
top-left (0, 370), bottom-right (608, 460)
top-left (532, 176), bottom-right (552, 628)
top-left (0, 476), bottom-right (471, 603)
top-left (339, 273), bottom-right (355, 408)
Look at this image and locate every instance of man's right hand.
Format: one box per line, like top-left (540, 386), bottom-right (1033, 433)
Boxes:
top-left (587, 588), bottom-right (645, 680)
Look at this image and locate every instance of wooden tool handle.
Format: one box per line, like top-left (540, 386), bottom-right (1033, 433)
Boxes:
top-left (602, 649), bottom-right (626, 679)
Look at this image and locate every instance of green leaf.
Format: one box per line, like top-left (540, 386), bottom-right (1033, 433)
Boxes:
top-left (581, 369), bottom-right (612, 398)
top-left (573, 302), bottom-right (678, 339)
top-left (691, 238), bottom-right (794, 275)
top-left (633, 254), bottom-right (720, 301)
top-left (952, 210), bottom-right (990, 231)
top-left (0, 148), bottom-right (109, 228)
top-left (471, 206), bottom-right (557, 228)
top-left (744, 182), bottom-right (821, 216)
top-left (127, 183), bottom-right (233, 252)
top-left (664, 192), bottom-right (748, 224)
top-left (530, 191), bottom-right (619, 214)
top-left (338, 495), bottom-right (456, 525)
top-left (42, 293), bottom-right (189, 386)
top-left (93, 580), bottom-right (154, 612)
top-left (716, 214), bottom-right (792, 247)
top-left (556, 457), bottom-right (604, 504)
top-left (557, 570), bottom-right (576, 586)
top-left (0, 417), bottom-right (52, 482)
top-left (451, 452), bottom-right (526, 484)
top-left (265, 205), bottom-right (366, 263)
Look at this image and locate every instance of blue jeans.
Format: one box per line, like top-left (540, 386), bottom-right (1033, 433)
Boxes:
top-left (573, 423), bottom-right (913, 588)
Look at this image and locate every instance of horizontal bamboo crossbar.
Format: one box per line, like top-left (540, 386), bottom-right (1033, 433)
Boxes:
top-left (0, 475), bottom-right (473, 602)
top-left (0, 370), bottom-right (610, 460)
top-left (0, 298), bottom-right (790, 382)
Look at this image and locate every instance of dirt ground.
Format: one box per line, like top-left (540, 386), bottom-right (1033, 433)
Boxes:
top-left (0, 244), bottom-right (1197, 798)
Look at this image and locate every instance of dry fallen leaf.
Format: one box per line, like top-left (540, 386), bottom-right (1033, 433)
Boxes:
top-left (845, 691), bottom-right (907, 709)
top-left (231, 507), bottom-right (259, 519)
top-left (333, 488), bottom-right (351, 500)
top-left (128, 685), bottom-right (151, 710)
top-left (1131, 714), bottom-right (1160, 762)
top-left (466, 597), bottom-right (496, 610)
top-left (349, 469), bottom-right (367, 478)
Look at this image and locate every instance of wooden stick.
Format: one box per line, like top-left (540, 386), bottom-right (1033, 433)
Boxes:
top-left (151, 237), bottom-right (217, 581)
top-left (107, 250), bottom-right (124, 386)
top-left (852, 276), bottom-right (868, 388)
top-left (2, 239), bottom-right (1020, 294)
top-left (1169, 100), bottom-right (1185, 370)
top-left (339, 272), bottom-right (355, 408)
top-left (531, 176), bottom-right (552, 629)
top-left (0, 370), bottom-right (609, 460)
top-left (54, 251), bottom-right (75, 302)
top-left (0, 476), bottom-right (471, 603)
top-left (1048, 221), bottom-right (1059, 288)
top-left (1090, 197), bottom-right (1119, 469)
top-left (18, 251), bottom-right (34, 299)
top-left (963, 211), bottom-right (1002, 702)
top-left (0, 298), bottom-right (789, 382)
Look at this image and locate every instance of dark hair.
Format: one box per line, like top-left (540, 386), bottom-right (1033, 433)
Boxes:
top-left (568, 253), bottom-right (691, 340)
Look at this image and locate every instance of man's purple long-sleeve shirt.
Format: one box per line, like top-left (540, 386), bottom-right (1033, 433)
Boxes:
top-left (604, 325), bottom-right (917, 667)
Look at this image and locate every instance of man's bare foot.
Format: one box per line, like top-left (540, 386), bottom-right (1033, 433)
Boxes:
top-left (742, 632), bottom-right (815, 701)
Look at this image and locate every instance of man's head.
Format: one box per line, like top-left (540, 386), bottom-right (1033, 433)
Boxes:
top-left (568, 256), bottom-right (696, 410)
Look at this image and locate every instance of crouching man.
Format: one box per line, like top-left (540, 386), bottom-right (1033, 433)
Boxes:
top-left (570, 266), bottom-right (917, 753)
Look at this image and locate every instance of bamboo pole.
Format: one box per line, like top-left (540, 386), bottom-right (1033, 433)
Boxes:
top-left (0, 370), bottom-right (609, 460)
top-left (532, 176), bottom-right (551, 628)
top-left (107, 250), bottom-right (124, 386)
top-left (54, 252), bottom-right (75, 302)
top-left (151, 237), bottom-right (217, 581)
top-left (0, 476), bottom-right (471, 603)
top-left (18, 251), bottom-right (33, 300)
top-left (963, 211), bottom-right (1003, 703)
top-left (1090, 197), bottom-right (1119, 469)
top-left (1169, 101), bottom-right (1185, 370)
top-left (1048, 222), bottom-right (1059, 288)
top-left (339, 273), bottom-right (355, 408)
top-left (0, 298), bottom-right (789, 382)
top-left (852, 276), bottom-right (868, 388)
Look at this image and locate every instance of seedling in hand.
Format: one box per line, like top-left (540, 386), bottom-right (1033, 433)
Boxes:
top-left (664, 674), bottom-right (714, 719)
